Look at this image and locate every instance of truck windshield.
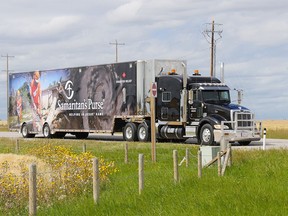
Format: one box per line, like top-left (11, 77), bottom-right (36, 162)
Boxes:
top-left (202, 90), bottom-right (230, 104)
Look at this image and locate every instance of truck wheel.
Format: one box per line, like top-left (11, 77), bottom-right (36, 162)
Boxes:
top-left (123, 123), bottom-right (138, 141)
top-left (137, 123), bottom-right (151, 142)
top-left (21, 124), bottom-right (35, 138)
top-left (238, 141), bottom-right (251, 146)
top-left (200, 124), bottom-right (214, 145)
top-left (75, 132), bottom-right (89, 139)
top-left (21, 124), bottom-right (29, 138)
top-left (43, 124), bottom-right (52, 138)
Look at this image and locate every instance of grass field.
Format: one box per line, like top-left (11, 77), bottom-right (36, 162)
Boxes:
top-left (262, 120), bottom-right (288, 139)
top-left (1, 138), bottom-right (288, 215)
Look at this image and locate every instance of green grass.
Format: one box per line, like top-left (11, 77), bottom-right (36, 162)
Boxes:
top-left (1, 138), bottom-right (288, 215)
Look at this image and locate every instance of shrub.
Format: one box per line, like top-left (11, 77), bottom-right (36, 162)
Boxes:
top-left (0, 144), bottom-right (118, 214)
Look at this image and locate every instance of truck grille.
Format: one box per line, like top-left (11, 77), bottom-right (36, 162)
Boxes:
top-left (232, 111), bottom-right (254, 130)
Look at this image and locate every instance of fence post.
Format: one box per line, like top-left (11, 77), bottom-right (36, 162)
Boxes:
top-left (83, 144), bottom-right (87, 153)
top-left (139, 154), bottom-right (144, 194)
top-left (228, 143), bottom-right (232, 167)
top-left (185, 148), bottom-right (189, 167)
top-left (93, 158), bottom-right (100, 204)
top-left (125, 143), bottom-right (128, 164)
top-left (15, 139), bottom-right (20, 154)
top-left (29, 164), bottom-right (37, 216)
top-left (173, 150), bottom-right (179, 183)
top-left (262, 128), bottom-right (267, 150)
top-left (221, 147), bottom-right (231, 176)
top-left (217, 152), bottom-right (221, 176)
top-left (198, 150), bottom-right (202, 178)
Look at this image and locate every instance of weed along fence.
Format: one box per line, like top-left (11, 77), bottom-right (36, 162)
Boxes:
top-left (1, 139), bottom-right (234, 215)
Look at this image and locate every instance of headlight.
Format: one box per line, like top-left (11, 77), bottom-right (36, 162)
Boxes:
top-left (214, 124), bottom-right (229, 130)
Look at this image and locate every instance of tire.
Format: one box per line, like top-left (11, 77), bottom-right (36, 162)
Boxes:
top-left (123, 123), bottom-right (138, 141)
top-left (200, 124), bottom-right (215, 145)
top-left (75, 132), bottom-right (89, 139)
top-left (238, 141), bottom-right (251, 146)
top-left (43, 124), bottom-right (52, 138)
top-left (137, 122), bottom-right (151, 142)
top-left (21, 124), bottom-right (35, 138)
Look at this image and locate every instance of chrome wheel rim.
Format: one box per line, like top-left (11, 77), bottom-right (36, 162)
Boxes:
top-left (125, 127), bottom-right (133, 139)
top-left (138, 126), bottom-right (146, 140)
top-left (202, 128), bottom-right (211, 143)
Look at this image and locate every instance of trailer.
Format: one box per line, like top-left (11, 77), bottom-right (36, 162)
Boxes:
top-left (8, 59), bottom-right (262, 145)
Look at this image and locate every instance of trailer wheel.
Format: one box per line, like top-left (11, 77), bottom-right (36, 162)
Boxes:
top-left (123, 123), bottom-right (138, 141)
top-left (43, 124), bottom-right (52, 138)
top-left (21, 124), bottom-right (35, 138)
top-left (137, 123), bottom-right (151, 142)
top-left (200, 124), bottom-right (215, 145)
top-left (75, 132), bottom-right (89, 139)
top-left (238, 141), bottom-right (251, 146)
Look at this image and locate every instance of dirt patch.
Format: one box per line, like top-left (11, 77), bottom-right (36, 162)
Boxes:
top-left (0, 154), bottom-right (50, 176)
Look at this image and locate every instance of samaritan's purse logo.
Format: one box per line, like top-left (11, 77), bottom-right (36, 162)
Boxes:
top-left (58, 80), bottom-right (104, 113)
top-left (65, 80), bottom-right (74, 100)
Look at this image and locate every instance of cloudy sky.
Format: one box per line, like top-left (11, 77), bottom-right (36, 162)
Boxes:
top-left (0, 0), bottom-right (287, 120)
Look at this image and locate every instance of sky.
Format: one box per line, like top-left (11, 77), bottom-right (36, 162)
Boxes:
top-left (0, 0), bottom-right (287, 120)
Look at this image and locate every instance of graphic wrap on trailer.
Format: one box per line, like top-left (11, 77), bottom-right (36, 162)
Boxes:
top-left (8, 62), bottom-right (137, 134)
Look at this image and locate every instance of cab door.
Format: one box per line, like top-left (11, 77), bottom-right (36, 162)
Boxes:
top-left (188, 89), bottom-right (203, 120)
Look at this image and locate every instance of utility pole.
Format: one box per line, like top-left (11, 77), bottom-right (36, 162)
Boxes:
top-left (1, 54), bottom-right (14, 124)
top-left (203, 20), bottom-right (223, 77)
top-left (109, 40), bottom-right (125, 63)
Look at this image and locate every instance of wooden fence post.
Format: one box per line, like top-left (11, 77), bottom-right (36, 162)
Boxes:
top-left (139, 154), bottom-right (144, 194)
top-left (217, 152), bottom-right (221, 176)
top-left (198, 150), bottom-right (202, 178)
top-left (173, 150), bottom-right (179, 183)
top-left (15, 139), bottom-right (20, 154)
top-left (83, 144), bottom-right (86, 153)
top-left (93, 158), bottom-right (100, 204)
top-left (29, 164), bottom-right (37, 216)
top-left (124, 143), bottom-right (128, 164)
top-left (221, 147), bottom-right (231, 176)
top-left (185, 148), bottom-right (189, 167)
top-left (228, 143), bottom-right (232, 167)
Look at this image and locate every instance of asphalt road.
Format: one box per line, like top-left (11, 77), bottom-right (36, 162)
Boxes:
top-left (0, 131), bottom-right (287, 150)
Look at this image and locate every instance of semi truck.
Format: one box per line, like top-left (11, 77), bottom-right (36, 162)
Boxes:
top-left (8, 59), bottom-right (262, 145)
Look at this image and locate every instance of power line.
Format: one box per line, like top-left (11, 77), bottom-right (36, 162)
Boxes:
top-left (202, 20), bottom-right (223, 77)
top-left (109, 40), bottom-right (125, 63)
